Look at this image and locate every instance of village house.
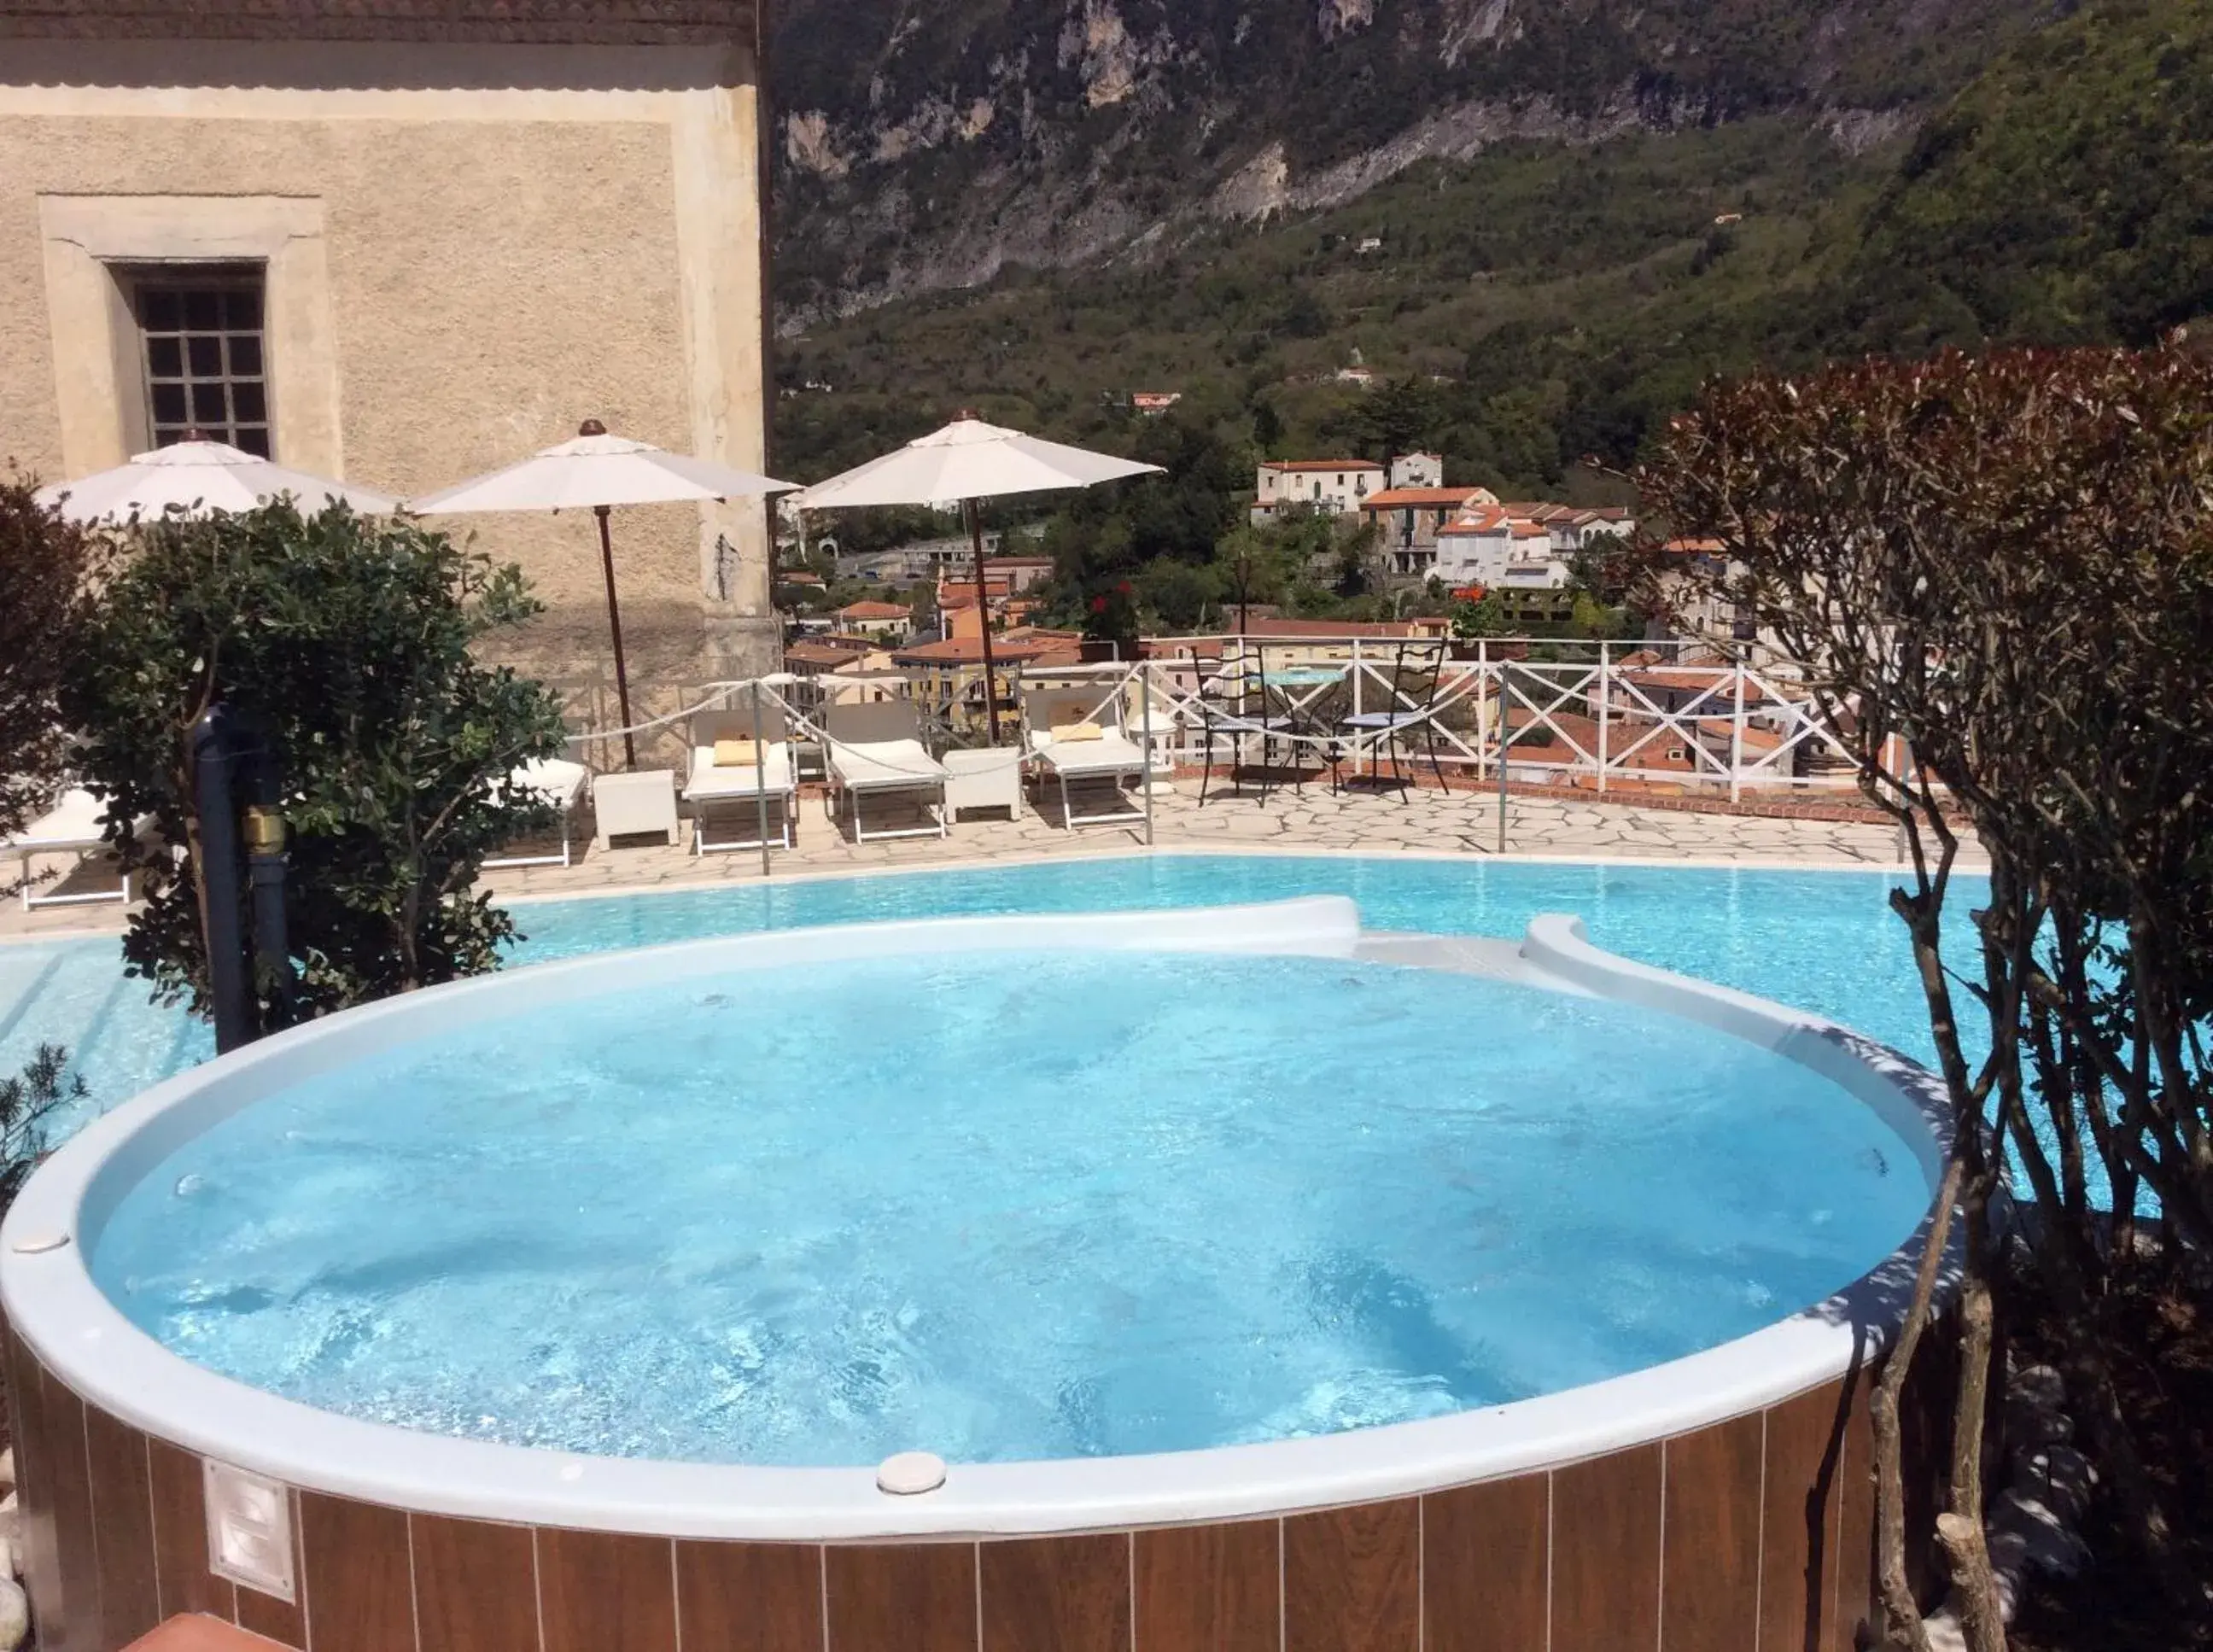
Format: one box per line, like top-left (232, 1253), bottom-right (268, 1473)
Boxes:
top-left (782, 634), bottom-right (902, 713)
top-left (935, 573), bottom-right (1040, 637)
top-left (1253, 458), bottom-right (1387, 522)
top-left (892, 627), bottom-right (1083, 738)
top-left (983, 553), bottom-right (1058, 594)
top-left (0, 0), bottom-right (778, 681)
top-left (1498, 503), bottom-right (1637, 556)
top-left (1389, 452), bottom-right (1445, 488)
top-left (1647, 538), bottom-right (1759, 647)
top-left (1359, 484), bottom-right (1501, 577)
top-left (1434, 507), bottom-right (1518, 587)
top-left (832, 599), bottom-right (915, 644)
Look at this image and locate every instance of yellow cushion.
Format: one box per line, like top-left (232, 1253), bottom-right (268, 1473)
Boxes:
top-left (713, 738), bottom-right (760, 767)
top-left (1051, 721), bottom-right (1104, 743)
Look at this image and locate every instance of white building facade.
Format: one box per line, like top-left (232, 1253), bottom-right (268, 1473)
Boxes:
top-left (1254, 459), bottom-right (1387, 521)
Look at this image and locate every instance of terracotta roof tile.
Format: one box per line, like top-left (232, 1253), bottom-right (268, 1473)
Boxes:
top-left (1359, 487), bottom-right (1487, 509)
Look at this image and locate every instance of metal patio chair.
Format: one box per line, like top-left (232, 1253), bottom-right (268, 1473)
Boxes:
top-left (1335, 639), bottom-right (1452, 798)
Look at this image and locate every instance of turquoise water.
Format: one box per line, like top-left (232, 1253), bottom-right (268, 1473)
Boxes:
top-left (90, 949), bottom-right (1930, 1466)
top-left (2, 855), bottom-right (1971, 1141)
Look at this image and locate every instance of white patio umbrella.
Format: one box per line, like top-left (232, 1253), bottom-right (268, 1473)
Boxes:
top-left (411, 421), bottom-right (798, 768)
top-left (33, 435), bottom-right (398, 523)
top-left (797, 415), bottom-right (1163, 743)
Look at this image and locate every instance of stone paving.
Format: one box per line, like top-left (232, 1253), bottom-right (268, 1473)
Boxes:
top-left (0, 774), bottom-right (1970, 943)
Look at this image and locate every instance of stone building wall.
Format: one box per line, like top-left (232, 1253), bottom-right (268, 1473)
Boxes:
top-left (0, 23), bottom-right (776, 685)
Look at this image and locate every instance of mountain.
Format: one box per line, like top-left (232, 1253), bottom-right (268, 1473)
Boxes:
top-left (768, 0), bottom-right (2213, 513)
top-left (768, 0), bottom-right (2051, 328)
top-left (1845, 0), bottom-right (2213, 349)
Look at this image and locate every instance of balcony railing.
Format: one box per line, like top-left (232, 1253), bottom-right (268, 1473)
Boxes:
top-left (540, 634), bottom-right (1874, 803)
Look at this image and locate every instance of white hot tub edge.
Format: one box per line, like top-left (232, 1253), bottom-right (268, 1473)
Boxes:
top-left (0, 898), bottom-right (1953, 1541)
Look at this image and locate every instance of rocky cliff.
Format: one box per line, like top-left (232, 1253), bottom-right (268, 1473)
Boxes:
top-left (768, 0), bottom-right (2047, 327)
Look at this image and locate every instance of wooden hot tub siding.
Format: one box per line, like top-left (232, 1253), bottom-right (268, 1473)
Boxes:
top-left (3, 1321), bottom-right (1957, 1652)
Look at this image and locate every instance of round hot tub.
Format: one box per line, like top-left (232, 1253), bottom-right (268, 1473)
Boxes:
top-left (1, 899), bottom-right (1955, 1652)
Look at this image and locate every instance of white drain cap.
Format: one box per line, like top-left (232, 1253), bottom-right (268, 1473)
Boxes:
top-left (876, 1451), bottom-right (947, 1496)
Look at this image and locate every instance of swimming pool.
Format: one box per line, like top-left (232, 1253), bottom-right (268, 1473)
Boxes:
top-left (3, 852), bottom-right (1969, 1137)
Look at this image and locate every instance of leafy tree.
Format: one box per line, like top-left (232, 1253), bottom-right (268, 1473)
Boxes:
top-left (0, 1044), bottom-right (84, 1216)
top-left (1634, 342), bottom-right (2213, 1649)
top-left (0, 478), bottom-right (100, 837)
top-left (1134, 557), bottom-right (1227, 631)
top-left (1328, 377), bottom-right (1440, 467)
top-left (1251, 397), bottom-right (1285, 456)
top-left (63, 505), bottom-right (569, 1021)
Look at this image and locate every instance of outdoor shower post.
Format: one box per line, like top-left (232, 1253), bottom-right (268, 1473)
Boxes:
top-left (192, 709), bottom-right (254, 1054)
top-left (191, 706), bottom-right (295, 1054)
top-left (239, 731), bottom-right (295, 1031)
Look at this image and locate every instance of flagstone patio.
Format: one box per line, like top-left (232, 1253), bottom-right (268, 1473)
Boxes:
top-left (0, 777), bottom-right (1966, 943)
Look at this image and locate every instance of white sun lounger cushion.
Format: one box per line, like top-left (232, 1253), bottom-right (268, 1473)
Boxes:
top-left (830, 740), bottom-right (949, 791)
top-left (6, 787), bottom-right (114, 852)
top-left (686, 744), bottom-right (795, 799)
top-left (1033, 732), bottom-right (1147, 777)
top-left (508, 758), bottom-right (590, 805)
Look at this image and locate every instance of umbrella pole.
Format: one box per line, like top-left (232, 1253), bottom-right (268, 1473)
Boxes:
top-left (965, 496), bottom-right (1001, 746)
top-left (594, 505), bottom-right (639, 770)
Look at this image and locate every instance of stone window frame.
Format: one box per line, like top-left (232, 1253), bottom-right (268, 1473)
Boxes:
top-left (35, 194), bottom-right (342, 477)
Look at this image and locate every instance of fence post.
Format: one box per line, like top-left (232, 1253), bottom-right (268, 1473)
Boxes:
top-left (1496, 663), bottom-right (1512, 855)
top-left (1597, 640), bottom-right (1610, 796)
top-left (1728, 657), bottom-right (1747, 803)
top-left (1351, 639), bottom-right (1366, 779)
top-left (751, 679), bottom-right (773, 879)
top-left (1139, 660), bottom-right (1156, 849)
top-left (1476, 639), bottom-right (1491, 782)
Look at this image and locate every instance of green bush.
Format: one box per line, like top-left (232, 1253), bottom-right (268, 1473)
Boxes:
top-left (0, 1045), bottom-right (84, 1215)
top-left (63, 504), bottom-right (569, 1021)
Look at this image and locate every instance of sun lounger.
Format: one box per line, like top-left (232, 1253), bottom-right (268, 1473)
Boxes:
top-left (683, 705), bottom-right (798, 854)
top-left (823, 701), bottom-right (949, 843)
top-left (3, 786), bottom-right (138, 910)
top-left (484, 756), bottom-right (591, 868)
top-left (1019, 681), bottom-right (1147, 829)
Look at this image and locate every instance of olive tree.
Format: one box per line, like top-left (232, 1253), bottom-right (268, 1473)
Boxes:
top-left (63, 503), bottom-right (569, 1022)
top-left (0, 1046), bottom-right (85, 1216)
top-left (1632, 342), bottom-right (2213, 1649)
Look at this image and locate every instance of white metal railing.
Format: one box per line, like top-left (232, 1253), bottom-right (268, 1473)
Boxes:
top-left (1127, 636), bottom-right (1863, 798)
top-left (544, 635), bottom-right (1870, 803)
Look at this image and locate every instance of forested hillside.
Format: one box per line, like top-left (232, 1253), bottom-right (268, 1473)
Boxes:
top-left (774, 0), bottom-right (2212, 499)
